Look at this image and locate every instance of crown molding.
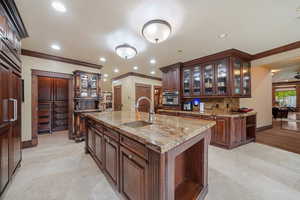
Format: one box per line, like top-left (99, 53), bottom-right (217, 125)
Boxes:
top-left (22, 49), bottom-right (103, 70)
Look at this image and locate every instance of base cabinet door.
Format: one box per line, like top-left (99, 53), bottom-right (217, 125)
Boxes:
top-left (215, 117), bottom-right (229, 145)
top-left (94, 130), bottom-right (104, 167)
top-left (0, 126), bottom-right (10, 194)
top-left (87, 126), bottom-right (95, 153)
top-left (120, 147), bottom-right (148, 200)
top-left (104, 137), bottom-right (119, 187)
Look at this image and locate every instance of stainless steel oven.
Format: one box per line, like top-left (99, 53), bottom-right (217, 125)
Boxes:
top-left (162, 91), bottom-right (179, 105)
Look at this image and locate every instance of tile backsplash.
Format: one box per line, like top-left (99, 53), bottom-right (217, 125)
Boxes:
top-left (186, 98), bottom-right (240, 112)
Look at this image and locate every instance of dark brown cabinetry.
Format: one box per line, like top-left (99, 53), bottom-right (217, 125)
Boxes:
top-left (161, 63), bottom-right (181, 92)
top-left (0, 126), bottom-right (9, 193)
top-left (0, 0), bottom-right (28, 196)
top-left (37, 77), bottom-right (69, 133)
top-left (104, 136), bottom-right (119, 187)
top-left (73, 71), bottom-right (101, 141)
top-left (157, 110), bottom-right (256, 149)
top-left (84, 116), bottom-right (211, 200)
top-left (160, 50), bottom-right (252, 99)
top-left (120, 146), bottom-right (148, 200)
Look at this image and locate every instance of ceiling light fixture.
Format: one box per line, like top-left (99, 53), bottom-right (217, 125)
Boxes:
top-left (133, 66), bottom-right (139, 70)
top-left (150, 59), bottom-right (156, 64)
top-left (51, 44), bottom-right (61, 50)
top-left (103, 74), bottom-right (108, 78)
top-left (218, 33), bottom-right (228, 39)
top-left (142, 19), bottom-right (172, 43)
top-left (103, 78), bottom-right (107, 82)
top-left (100, 57), bottom-right (106, 62)
top-left (52, 1), bottom-right (66, 12)
top-left (115, 44), bottom-right (137, 60)
top-left (114, 68), bottom-right (119, 73)
top-left (150, 71), bottom-right (156, 75)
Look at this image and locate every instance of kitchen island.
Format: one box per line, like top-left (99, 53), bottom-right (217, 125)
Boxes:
top-left (83, 111), bottom-right (215, 200)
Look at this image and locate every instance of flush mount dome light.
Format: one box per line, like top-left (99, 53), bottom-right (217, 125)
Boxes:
top-left (142, 19), bottom-right (172, 43)
top-left (115, 44), bottom-right (137, 60)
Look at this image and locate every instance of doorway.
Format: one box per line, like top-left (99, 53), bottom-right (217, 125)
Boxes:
top-left (31, 70), bottom-right (73, 146)
top-left (135, 83), bottom-right (151, 112)
top-left (114, 85), bottom-right (122, 111)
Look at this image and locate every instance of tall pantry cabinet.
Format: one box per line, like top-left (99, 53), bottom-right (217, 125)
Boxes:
top-left (0, 0), bottom-right (28, 196)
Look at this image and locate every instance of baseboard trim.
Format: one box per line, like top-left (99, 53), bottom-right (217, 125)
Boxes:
top-left (22, 140), bottom-right (37, 149)
top-left (256, 125), bottom-right (273, 132)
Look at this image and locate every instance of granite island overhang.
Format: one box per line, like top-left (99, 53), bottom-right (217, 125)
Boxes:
top-left (81, 111), bottom-right (216, 200)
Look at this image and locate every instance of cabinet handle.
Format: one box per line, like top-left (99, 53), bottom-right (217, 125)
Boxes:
top-left (9, 98), bottom-right (17, 121)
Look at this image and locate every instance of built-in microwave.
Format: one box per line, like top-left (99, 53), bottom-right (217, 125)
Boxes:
top-left (162, 91), bottom-right (179, 105)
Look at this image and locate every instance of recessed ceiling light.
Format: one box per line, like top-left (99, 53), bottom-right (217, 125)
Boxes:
top-left (103, 74), bottom-right (108, 78)
top-left (150, 59), bottom-right (156, 64)
top-left (218, 33), bottom-right (228, 39)
top-left (114, 68), bottom-right (119, 73)
top-left (52, 1), bottom-right (66, 12)
top-left (150, 71), bottom-right (156, 75)
top-left (51, 44), bottom-right (61, 50)
top-left (103, 78), bottom-right (107, 82)
top-left (100, 57), bottom-right (106, 62)
top-left (133, 66), bottom-right (138, 70)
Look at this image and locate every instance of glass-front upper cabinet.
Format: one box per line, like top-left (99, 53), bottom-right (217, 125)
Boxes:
top-left (192, 66), bottom-right (201, 96)
top-left (242, 62), bottom-right (251, 96)
top-left (183, 68), bottom-right (191, 96)
top-left (216, 59), bottom-right (228, 96)
top-left (233, 58), bottom-right (242, 95)
top-left (204, 64), bottom-right (214, 95)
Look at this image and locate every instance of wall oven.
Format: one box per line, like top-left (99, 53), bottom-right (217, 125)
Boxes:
top-left (162, 91), bottom-right (179, 105)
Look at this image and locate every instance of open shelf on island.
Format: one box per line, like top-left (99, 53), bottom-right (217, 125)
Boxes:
top-left (174, 139), bottom-right (205, 200)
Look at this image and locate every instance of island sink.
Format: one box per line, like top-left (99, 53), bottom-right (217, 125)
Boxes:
top-left (82, 111), bottom-right (215, 200)
top-left (122, 120), bottom-right (152, 128)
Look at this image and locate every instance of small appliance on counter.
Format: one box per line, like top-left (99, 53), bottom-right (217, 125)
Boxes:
top-left (183, 101), bottom-right (193, 111)
top-left (199, 102), bottom-right (205, 113)
top-left (162, 91), bottom-right (179, 105)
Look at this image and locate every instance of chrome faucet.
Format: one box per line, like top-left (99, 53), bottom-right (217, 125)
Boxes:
top-left (136, 96), bottom-right (155, 123)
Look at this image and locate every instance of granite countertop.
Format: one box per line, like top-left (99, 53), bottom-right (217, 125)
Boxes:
top-left (157, 109), bottom-right (257, 118)
top-left (84, 111), bottom-right (216, 153)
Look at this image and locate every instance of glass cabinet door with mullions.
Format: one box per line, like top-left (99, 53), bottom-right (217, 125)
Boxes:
top-left (242, 62), bottom-right (251, 96)
top-left (183, 68), bottom-right (191, 96)
top-left (233, 58), bottom-right (242, 96)
top-left (216, 59), bottom-right (228, 96)
top-left (192, 66), bottom-right (201, 96)
top-left (204, 64), bottom-right (214, 95)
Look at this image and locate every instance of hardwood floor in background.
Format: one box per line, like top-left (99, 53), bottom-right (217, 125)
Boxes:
top-left (257, 120), bottom-right (300, 154)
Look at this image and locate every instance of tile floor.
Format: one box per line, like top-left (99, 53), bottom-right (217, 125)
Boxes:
top-left (2, 132), bottom-right (300, 200)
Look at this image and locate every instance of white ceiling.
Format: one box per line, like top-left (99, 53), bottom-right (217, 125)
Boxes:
top-left (264, 56), bottom-right (300, 82)
top-left (16, 0), bottom-right (300, 81)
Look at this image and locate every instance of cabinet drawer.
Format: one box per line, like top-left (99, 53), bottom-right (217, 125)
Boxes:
top-left (93, 123), bottom-right (104, 133)
top-left (103, 127), bottom-right (119, 141)
top-left (120, 135), bottom-right (148, 161)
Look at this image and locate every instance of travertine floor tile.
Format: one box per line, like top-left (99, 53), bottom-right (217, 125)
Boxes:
top-left (3, 132), bottom-right (300, 200)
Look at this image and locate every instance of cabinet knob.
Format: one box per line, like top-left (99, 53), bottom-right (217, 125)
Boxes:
top-left (128, 155), bottom-right (133, 159)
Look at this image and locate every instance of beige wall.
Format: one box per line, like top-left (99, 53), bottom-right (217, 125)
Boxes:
top-left (21, 55), bottom-right (102, 142)
top-left (112, 76), bottom-right (162, 112)
top-left (240, 66), bottom-right (272, 128)
top-left (240, 48), bottom-right (300, 128)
